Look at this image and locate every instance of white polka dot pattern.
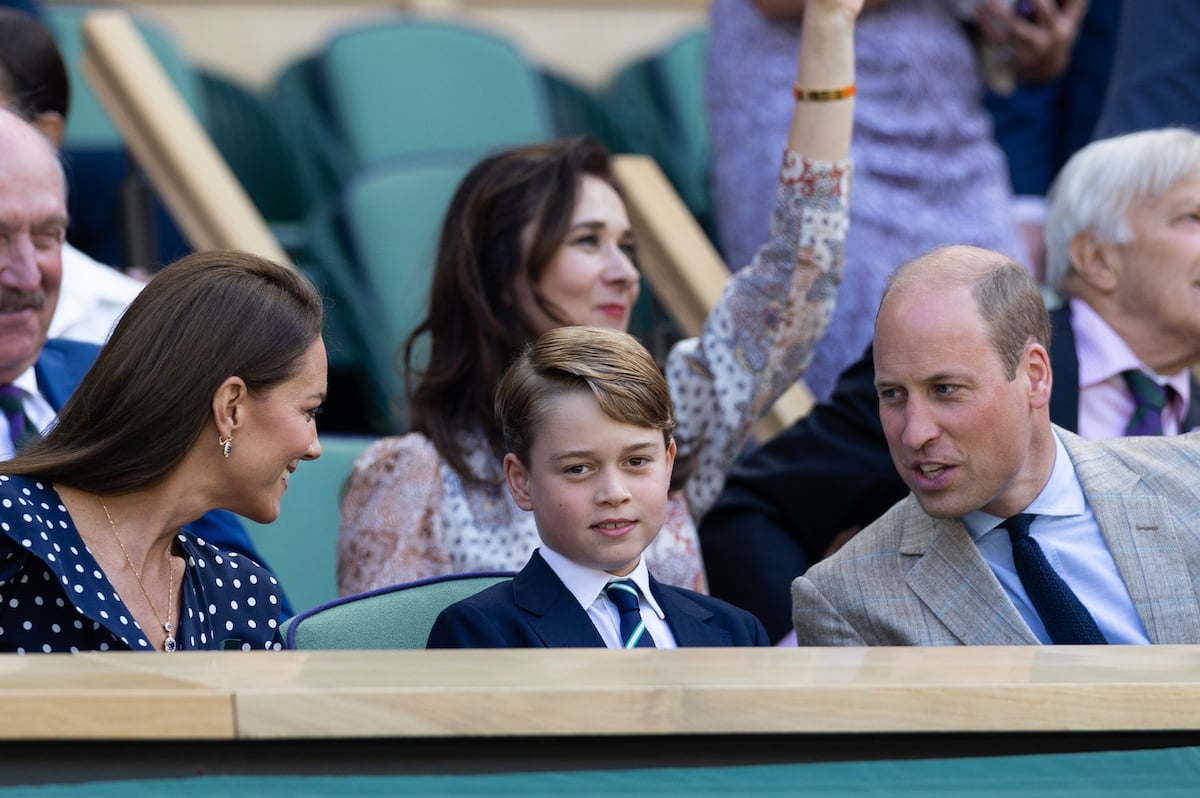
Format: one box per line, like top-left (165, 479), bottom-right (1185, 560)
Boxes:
top-left (0, 476), bottom-right (284, 653)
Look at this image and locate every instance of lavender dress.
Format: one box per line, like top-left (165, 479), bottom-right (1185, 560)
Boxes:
top-left (707, 0), bottom-right (1024, 401)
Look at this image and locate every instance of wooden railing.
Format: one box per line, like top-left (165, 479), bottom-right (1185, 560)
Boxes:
top-left (6, 646), bottom-right (1200, 756)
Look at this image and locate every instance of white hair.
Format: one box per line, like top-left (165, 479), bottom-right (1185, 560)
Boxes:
top-left (1044, 127), bottom-right (1200, 297)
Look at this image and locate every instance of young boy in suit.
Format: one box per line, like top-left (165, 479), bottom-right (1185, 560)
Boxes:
top-left (426, 326), bottom-right (769, 648)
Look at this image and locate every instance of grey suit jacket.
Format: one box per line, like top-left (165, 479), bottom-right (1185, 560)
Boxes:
top-left (792, 427), bottom-right (1200, 645)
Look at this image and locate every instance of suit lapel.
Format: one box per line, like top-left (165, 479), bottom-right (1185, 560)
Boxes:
top-left (512, 552), bottom-right (607, 647)
top-left (901, 500), bottom-right (1038, 645)
top-left (649, 577), bottom-right (730, 647)
top-left (1064, 432), bottom-right (1200, 644)
top-left (35, 339), bottom-right (101, 411)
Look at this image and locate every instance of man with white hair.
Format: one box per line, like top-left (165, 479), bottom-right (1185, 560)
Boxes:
top-left (1042, 127), bottom-right (1200, 439)
top-left (700, 127), bottom-right (1200, 641)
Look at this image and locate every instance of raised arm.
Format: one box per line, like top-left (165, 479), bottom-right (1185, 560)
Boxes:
top-left (785, 0), bottom-right (860, 161)
top-left (667, 0), bottom-right (863, 521)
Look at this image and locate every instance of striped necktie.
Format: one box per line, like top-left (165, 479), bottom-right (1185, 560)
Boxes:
top-left (0, 385), bottom-right (38, 452)
top-left (1002, 514), bottom-right (1106, 644)
top-left (1122, 369), bottom-right (1168, 436)
top-left (604, 580), bottom-right (655, 648)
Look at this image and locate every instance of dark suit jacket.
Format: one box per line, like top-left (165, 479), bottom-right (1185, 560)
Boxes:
top-left (426, 550), bottom-right (769, 648)
top-left (699, 305), bottom-right (1200, 640)
top-left (1093, 0), bottom-right (1200, 139)
top-left (34, 340), bottom-right (291, 614)
top-left (984, 0), bottom-right (1122, 196)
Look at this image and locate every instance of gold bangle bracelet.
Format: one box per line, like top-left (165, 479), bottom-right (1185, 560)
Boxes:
top-left (792, 83), bottom-right (856, 102)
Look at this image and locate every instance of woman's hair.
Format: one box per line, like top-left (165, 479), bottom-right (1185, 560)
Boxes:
top-left (496, 326), bottom-right (674, 465)
top-left (0, 8), bottom-right (70, 120)
top-left (7, 250), bottom-right (324, 494)
top-left (404, 136), bottom-right (619, 480)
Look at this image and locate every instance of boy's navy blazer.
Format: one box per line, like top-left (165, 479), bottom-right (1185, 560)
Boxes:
top-left (426, 549), bottom-right (770, 648)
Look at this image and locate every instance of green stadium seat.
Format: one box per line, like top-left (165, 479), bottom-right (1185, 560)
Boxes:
top-left (317, 16), bottom-right (552, 170)
top-left (241, 433), bottom-right (376, 615)
top-left (281, 572), bottom-right (515, 649)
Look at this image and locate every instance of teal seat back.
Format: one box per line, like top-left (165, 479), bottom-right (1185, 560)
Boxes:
top-left (607, 28), bottom-right (714, 246)
top-left (337, 152), bottom-right (479, 430)
top-left (319, 17), bottom-right (552, 170)
top-left (282, 572), bottom-right (515, 649)
top-left (539, 69), bottom-right (627, 150)
top-left (268, 54), bottom-right (353, 211)
top-left (199, 68), bottom-right (312, 227)
top-left (241, 434), bottom-right (376, 615)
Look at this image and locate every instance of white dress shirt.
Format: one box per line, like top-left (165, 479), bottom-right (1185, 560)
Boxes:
top-left (539, 546), bottom-right (678, 648)
top-left (49, 242), bottom-right (144, 345)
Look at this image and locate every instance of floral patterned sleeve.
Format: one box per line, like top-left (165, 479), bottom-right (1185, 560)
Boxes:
top-left (667, 151), bottom-right (852, 520)
top-left (336, 434), bottom-right (451, 595)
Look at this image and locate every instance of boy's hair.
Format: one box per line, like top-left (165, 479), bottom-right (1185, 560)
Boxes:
top-left (495, 326), bottom-right (675, 464)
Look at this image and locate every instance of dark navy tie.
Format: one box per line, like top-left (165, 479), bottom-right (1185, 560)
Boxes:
top-left (604, 580), bottom-right (655, 648)
top-left (0, 385), bottom-right (38, 452)
top-left (1003, 514), bottom-right (1106, 644)
top-left (1122, 369), bottom-right (1168, 436)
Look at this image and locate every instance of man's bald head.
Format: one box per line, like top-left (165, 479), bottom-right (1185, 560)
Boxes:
top-left (878, 245), bottom-right (1050, 381)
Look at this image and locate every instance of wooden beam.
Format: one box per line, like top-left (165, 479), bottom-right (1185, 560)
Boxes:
top-left (79, 9), bottom-right (290, 265)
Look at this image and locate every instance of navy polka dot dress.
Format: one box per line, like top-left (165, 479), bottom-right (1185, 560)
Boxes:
top-left (0, 475), bottom-right (285, 653)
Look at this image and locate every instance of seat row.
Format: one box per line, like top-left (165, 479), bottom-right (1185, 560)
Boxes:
top-left (47, 6), bottom-right (714, 438)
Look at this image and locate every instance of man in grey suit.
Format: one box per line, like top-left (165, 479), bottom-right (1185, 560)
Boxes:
top-left (792, 244), bottom-right (1200, 646)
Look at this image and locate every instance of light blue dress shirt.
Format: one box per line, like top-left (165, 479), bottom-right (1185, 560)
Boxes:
top-left (963, 430), bottom-right (1151, 644)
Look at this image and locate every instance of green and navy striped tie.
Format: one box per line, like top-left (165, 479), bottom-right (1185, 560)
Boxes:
top-left (605, 580), bottom-right (655, 648)
top-left (1122, 369), bottom-right (1168, 436)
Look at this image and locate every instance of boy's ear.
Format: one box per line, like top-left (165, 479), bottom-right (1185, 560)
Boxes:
top-left (664, 437), bottom-right (677, 481)
top-left (503, 453), bottom-right (534, 511)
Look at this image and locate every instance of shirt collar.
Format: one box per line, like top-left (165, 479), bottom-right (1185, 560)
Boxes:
top-left (12, 365), bottom-right (38, 398)
top-left (1071, 298), bottom-right (1191, 402)
top-left (963, 428), bottom-right (1087, 540)
top-left (538, 546), bottom-right (667, 619)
